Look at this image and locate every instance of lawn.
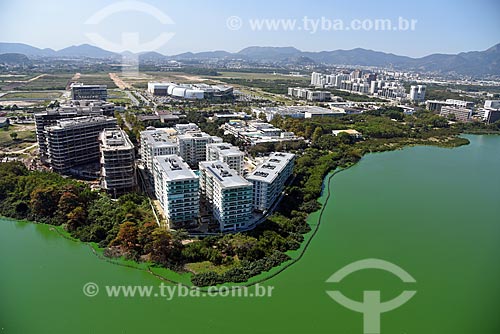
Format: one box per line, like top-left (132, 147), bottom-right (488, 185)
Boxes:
top-left (185, 261), bottom-right (236, 275)
top-left (17, 73), bottom-right (74, 91)
top-left (76, 73), bottom-right (118, 88)
top-left (0, 91), bottom-right (62, 100)
top-left (0, 125), bottom-right (37, 149)
top-left (214, 71), bottom-right (310, 81)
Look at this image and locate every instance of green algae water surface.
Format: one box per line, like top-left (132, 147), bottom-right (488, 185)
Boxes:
top-left (1, 135), bottom-right (499, 334)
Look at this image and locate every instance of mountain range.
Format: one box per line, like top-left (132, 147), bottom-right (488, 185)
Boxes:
top-left (1, 42), bottom-right (499, 77)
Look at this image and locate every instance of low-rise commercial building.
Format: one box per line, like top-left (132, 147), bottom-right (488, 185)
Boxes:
top-left (439, 106), bottom-right (473, 122)
top-left (332, 129), bottom-right (363, 139)
top-left (153, 155), bottom-right (199, 228)
top-left (71, 83), bottom-right (107, 101)
top-left (99, 129), bottom-right (136, 196)
top-left (288, 87), bottom-right (331, 101)
top-left (246, 152), bottom-right (295, 212)
top-left (174, 123), bottom-right (200, 134)
top-left (199, 161), bottom-right (253, 232)
top-left (222, 120), bottom-right (301, 146)
top-left (484, 100), bottom-right (500, 110)
top-left (148, 82), bottom-right (233, 100)
top-left (426, 99), bottom-right (475, 112)
top-left (483, 109), bottom-right (500, 124)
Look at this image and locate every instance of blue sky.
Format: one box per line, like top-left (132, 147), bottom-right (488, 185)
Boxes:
top-left (1, 0), bottom-right (499, 57)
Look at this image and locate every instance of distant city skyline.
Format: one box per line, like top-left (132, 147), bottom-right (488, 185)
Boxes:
top-left (1, 0), bottom-right (499, 57)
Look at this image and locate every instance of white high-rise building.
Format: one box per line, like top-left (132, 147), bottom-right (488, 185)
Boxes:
top-left (140, 128), bottom-right (178, 178)
top-left (177, 131), bottom-right (222, 168)
top-left (199, 161), bottom-right (253, 232)
top-left (246, 152), bottom-right (295, 212)
top-left (409, 85), bottom-right (426, 102)
top-left (153, 155), bottom-right (199, 228)
top-left (206, 143), bottom-right (245, 175)
top-left (311, 72), bottom-right (326, 87)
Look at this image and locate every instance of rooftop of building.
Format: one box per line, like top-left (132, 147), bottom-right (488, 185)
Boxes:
top-left (71, 82), bottom-right (107, 89)
top-left (47, 116), bottom-right (116, 130)
top-left (100, 128), bottom-right (133, 150)
top-left (35, 100), bottom-right (114, 117)
top-left (141, 128), bottom-right (177, 147)
top-left (148, 82), bottom-right (232, 92)
top-left (207, 143), bottom-right (244, 157)
top-left (332, 129), bottom-right (362, 136)
top-left (177, 131), bottom-right (220, 141)
top-left (199, 161), bottom-right (251, 189)
top-left (246, 152), bottom-right (295, 183)
top-left (153, 155), bottom-right (197, 181)
top-left (174, 123), bottom-right (200, 133)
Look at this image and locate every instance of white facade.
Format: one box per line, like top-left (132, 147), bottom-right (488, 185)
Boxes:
top-left (153, 155), bottom-right (199, 227)
top-left (409, 85), bottom-right (426, 102)
top-left (177, 131), bottom-right (222, 167)
top-left (140, 128), bottom-right (179, 177)
top-left (246, 152), bottom-right (295, 212)
top-left (288, 87), bottom-right (331, 101)
top-left (199, 161), bottom-right (253, 232)
top-left (206, 143), bottom-right (245, 175)
top-left (484, 100), bottom-right (500, 110)
top-left (174, 123), bottom-right (200, 134)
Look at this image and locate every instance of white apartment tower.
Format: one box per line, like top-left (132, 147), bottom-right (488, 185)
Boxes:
top-left (206, 143), bottom-right (245, 175)
top-left (140, 128), bottom-right (179, 178)
top-left (409, 85), bottom-right (426, 102)
top-left (246, 152), bottom-right (295, 212)
top-left (199, 161), bottom-right (253, 232)
top-left (176, 131), bottom-right (222, 168)
top-left (153, 155), bottom-right (199, 228)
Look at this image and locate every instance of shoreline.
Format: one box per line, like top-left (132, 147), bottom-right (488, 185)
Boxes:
top-left (0, 133), bottom-right (493, 286)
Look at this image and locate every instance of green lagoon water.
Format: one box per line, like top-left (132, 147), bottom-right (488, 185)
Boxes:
top-left (1, 135), bottom-right (499, 333)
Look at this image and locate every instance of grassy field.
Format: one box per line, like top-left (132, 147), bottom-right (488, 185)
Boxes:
top-left (185, 261), bottom-right (235, 275)
top-left (116, 71), bottom-right (218, 89)
top-left (17, 73), bottom-right (74, 91)
top-left (0, 91), bottom-right (62, 100)
top-left (77, 73), bottom-right (118, 88)
top-left (0, 125), bottom-right (36, 150)
top-left (213, 71), bottom-right (310, 81)
top-left (0, 73), bottom-right (44, 90)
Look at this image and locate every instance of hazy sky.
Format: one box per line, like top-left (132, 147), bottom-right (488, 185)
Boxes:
top-left (1, 0), bottom-right (499, 57)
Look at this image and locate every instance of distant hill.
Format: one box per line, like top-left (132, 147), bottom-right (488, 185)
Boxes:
top-left (167, 43), bottom-right (500, 76)
top-left (0, 53), bottom-right (31, 64)
top-left (56, 44), bottom-right (118, 58)
top-left (237, 46), bottom-right (302, 60)
top-left (0, 42), bottom-right (117, 59)
top-left (0, 42), bottom-right (56, 57)
top-left (1, 41), bottom-right (499, 76)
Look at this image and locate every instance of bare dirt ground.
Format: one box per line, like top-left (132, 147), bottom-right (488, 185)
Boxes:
top-left (109, 73), bottom-right (132, 89)
top-left (71, 72), bottom-right (81, 81)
